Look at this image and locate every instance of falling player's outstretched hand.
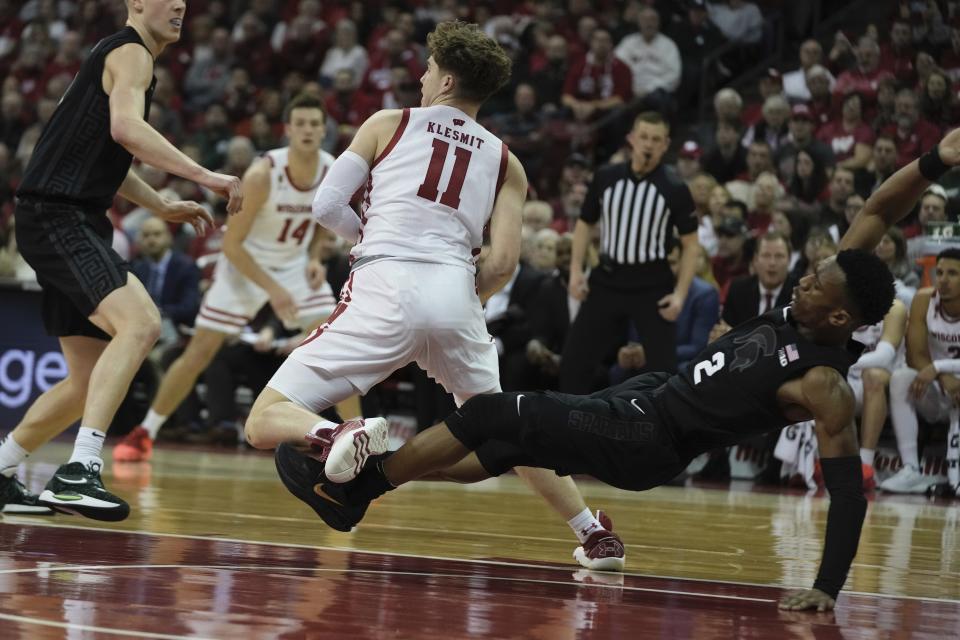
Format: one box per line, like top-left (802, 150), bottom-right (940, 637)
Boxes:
top-left (936, 127), bottom-right (960, 166)
top-left (158, 199), bottom-right (214, 235)
top-left (202, 171), bottom-right (243, 215)
top-left (778, 588), bottom-right (836, 612)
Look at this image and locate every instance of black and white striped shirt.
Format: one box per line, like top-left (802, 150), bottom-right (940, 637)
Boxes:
top-left (581, 162), bottom-right (697, 266)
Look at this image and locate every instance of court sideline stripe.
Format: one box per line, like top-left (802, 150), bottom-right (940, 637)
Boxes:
top-left (2, 519), bottom-right (958, 605)
top-left (0, 563), bottom-right (777, 603)
top-left (0, 612), bottom-right (213, 640)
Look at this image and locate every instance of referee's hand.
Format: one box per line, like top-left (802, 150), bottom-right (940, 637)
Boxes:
top-left (569, 270), bottom-right (589, 301)
top-left (657, 292), bottom-right (683, 322)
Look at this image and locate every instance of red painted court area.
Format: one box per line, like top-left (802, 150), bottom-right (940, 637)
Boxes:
top-left (1, 523), bottom-right (957, 639)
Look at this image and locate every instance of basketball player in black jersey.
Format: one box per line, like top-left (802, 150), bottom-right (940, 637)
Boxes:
top-left (277, 128), bottom-right (960, 611)
top-left (0, 0), bottom-right (241, 521)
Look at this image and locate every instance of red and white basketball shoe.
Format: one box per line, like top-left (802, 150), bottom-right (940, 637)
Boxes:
top-left (573, 510), bottom-right (626, 572)
top-left (322, 418), bottom-right (390, 483)
top-left (112, 426), bottom-right (153, 462)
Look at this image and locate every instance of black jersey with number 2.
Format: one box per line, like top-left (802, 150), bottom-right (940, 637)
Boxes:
top-left (17, 27), bottom-right (155, 211)
top-left (651, 307), bottom-right (861, 454)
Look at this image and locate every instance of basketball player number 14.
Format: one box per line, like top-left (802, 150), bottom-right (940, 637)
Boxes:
top-left (417, 139), bottom-right (472, 209)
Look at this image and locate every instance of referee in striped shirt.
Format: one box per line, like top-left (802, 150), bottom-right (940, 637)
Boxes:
top-left (561, 111), bottom-right (701, 392)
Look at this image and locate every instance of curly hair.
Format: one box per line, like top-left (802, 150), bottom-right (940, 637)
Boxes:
top-left (835, 249), bottom-right (896, 326)
top-left (427, 21), bottom-right (512, 103)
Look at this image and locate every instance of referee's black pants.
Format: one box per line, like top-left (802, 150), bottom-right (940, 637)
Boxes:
top-left (559, 279), bottom-right (676, 394)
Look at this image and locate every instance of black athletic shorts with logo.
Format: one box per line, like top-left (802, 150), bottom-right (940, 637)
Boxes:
top-left (462, 372), bottom-right (691, 491)
top-left (14, 197), bottom-right (128, 339)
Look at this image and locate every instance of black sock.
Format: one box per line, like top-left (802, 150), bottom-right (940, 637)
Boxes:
top-left (342, 452), bottom-right (396, 505)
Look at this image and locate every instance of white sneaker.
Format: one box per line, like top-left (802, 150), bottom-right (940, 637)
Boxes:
top-left (324, 418), bottom-right (390, 484)
top-left (879, 465), bottom-right (932, 494)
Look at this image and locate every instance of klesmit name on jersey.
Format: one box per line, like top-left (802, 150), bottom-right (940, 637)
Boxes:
top-left (426, 121), bottom-right (486, 149)
top-left (276, 204), bottom-right (312, 214)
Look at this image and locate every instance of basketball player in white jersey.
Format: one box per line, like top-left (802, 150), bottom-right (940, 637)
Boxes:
top-left (847, 298), bottom-right (907, 489)
top-left (245, 22), bottom-right (625, 570)
top-left (882, 248), bottom-right (960, 495)
top-left (113, 94), bottom-right (338, 462)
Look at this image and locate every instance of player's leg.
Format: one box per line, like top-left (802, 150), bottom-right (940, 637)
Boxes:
top-left (36, 274), bottom-right (160, 520)
top-left (114, 327), bottom-right (229, 461)
top-left (0, 336), bottom-right (106, 514)
top-left (883, 367), bottom-right (934, 493)
top-left (858, 368), bottom-right (891, 490)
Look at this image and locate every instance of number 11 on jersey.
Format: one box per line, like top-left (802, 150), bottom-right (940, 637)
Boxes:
top-left (417, 138), bottom-right (473, 209)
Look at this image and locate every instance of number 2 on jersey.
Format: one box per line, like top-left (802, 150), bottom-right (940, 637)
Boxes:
top-left (692, 352), bottom-right (726, 384)
top-left (277, 218), bottom-right (311, 245)
top-left (417, 138), bottom-right (472, 209)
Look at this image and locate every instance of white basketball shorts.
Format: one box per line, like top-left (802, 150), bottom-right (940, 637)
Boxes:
top-left (195, 256), bottom-right (336, 334)
top-left (267, 259), bottom-right (501, 411)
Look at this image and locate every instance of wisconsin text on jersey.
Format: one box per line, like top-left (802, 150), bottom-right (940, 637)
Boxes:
top-left (426, 121), bottom-right (486, 149)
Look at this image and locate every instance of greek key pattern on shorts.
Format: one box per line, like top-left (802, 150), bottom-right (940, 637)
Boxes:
top-left (43, 210), bottom-right (124, 308)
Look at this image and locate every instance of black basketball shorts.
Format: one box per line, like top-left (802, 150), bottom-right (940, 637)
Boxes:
top-left (453, 373), bottom-right (690, 492)
top-left (14, 197), bottom-right (128, 339)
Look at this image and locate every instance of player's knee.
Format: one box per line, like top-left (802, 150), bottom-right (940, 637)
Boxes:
top-left (243, 410), bottom-right (271, 449)
top-left (862, 368), bottom-right (891, 392)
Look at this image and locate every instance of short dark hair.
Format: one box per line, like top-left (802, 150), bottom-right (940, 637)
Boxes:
top-left (427, 21), bottom-right (512, 103)
top-left (633, 110), bottom-right (670, 133)
top-left (284, 93), bottom-right (325, 123)
top-left (758, 230), bottom-right (792, 252)
top-left (874, 133), bottom-right (896, 147)
top-left (835, 249), bottom-right (896, 325)
top-left (723, 199), bottom-right (748, 219)
top-left (937, 247), bottom-right (960, 263)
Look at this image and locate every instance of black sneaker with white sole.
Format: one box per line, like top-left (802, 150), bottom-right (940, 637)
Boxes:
top-left (0, 474), bottom-right (54, 515)
top-left (38, 461), bottom-right (130, 521)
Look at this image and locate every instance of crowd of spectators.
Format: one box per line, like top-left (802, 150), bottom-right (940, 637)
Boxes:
top-left (2, 1), bottom-right (960, 487)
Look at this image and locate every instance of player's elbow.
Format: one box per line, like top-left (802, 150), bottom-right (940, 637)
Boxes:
top-left (110, 117), bottom-right (135, 147)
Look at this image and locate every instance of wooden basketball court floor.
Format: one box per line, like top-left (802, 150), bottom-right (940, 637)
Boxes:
top-left (1, 442), bottom-right (958, 639)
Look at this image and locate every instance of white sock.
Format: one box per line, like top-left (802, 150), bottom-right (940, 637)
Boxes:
top-left (142, 409), bottom-right (167, 440)
top-left (568, 508), bottom-right (603, 544)
top-left (889, 368), bottom-right (921, 470)
top-left (860, 448), bottom-right (875, 467)
top-left (309, 419), bottom-right (339, 438)
top-left (0, 434), bottom-right (29, 477)
top-left (68, 427), bottom-right (107, 467)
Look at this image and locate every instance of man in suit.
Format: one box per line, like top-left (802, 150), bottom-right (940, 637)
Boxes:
top-left (131, 216), bottom-right (201, 346)
top-left (722, 231), bottom-right (795, 328)
top-left (486, 259), bottom-right (546, 391)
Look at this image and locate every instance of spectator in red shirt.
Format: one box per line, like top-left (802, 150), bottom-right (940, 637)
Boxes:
top-left (325, 68), bottom-right (373, 151)
top-left (711, 216), bottom-right (751, 294)
top-left (562, 29), bottom-right (633, 122)
top-left (816, 91), bottom-right (874, 169)
top-left (832, 36), bottom-right (894, 115)
top-left (233, 11), bottom-right (275, 85)
top-left (275, 15), bottom-right (327, 79)
top-left (362, 28), bottom-right (424, 105)
top-left (41, 30), bottom-right (82, 88)
top-left (882, 88), bottom-right (941, 168)
top-left (879, 19), bottom-right (915, 83)
top-left (919, 69), bottom-right (958, 129)
top-left (805, 64), bottom-right (834, 129)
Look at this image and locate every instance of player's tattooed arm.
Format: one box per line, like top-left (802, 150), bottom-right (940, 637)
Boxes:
top-left (781, 367), bottom-right (865, 612)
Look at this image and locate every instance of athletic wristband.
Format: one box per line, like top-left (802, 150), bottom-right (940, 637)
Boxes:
top-left (918, 145), bottom-right (951, 181)
top-left (933, 359), bottom-right (960, 375)
top-left (853, 341), bottom-right (896, 372)
top-left (813, 456), bottom-right (866, 600)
